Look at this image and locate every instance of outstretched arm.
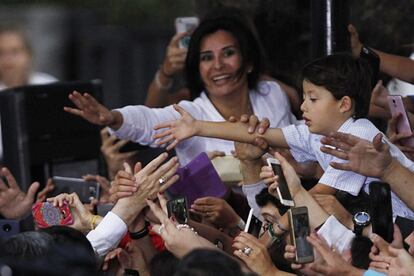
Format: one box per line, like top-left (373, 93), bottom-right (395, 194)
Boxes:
top-left (321, 132), bottom-right (414, 210)
top-left (153, 104), bottom-right (289, 150)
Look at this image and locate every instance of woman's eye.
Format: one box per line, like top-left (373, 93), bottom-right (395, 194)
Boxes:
top-left (200, 53), bottom-right (213, 61)
top-left (223, 48), bottom-right (236, 57)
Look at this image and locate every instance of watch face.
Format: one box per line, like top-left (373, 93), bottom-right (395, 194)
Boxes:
top-left (355, 212), bottom-right (370, 224)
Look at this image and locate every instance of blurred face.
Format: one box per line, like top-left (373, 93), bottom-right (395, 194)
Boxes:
top-left (198, 30), bottom-right (248, 99)
top-left (405, 231), bottom-right (414, 255)
top-left (0, 31), bottom-right (31, 87)
top-left (260, 202), bottom-right (282, 228)
top-left (300, 80), bottom-right (347, 135)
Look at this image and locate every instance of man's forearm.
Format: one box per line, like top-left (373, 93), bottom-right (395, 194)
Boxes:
top-left (381, 158), bottom-right (414, 210)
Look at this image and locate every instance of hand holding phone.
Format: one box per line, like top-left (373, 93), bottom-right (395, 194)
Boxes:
top-left (266, 158), bottom-right (294, 206)
top-left (288, 207), bottom-right (314, 264)
top-left (387, 95), bottom-right (414, 148)
top-left (175, 17), bottom-right (199, 48)
top-left (32, 202), bottom-right (73, 228)
top-left (369, 181), bottom-right (394, 243)
top-left (244, 208), bottom-right (263, 238)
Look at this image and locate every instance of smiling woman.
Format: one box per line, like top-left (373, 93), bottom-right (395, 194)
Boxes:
top-left (64, 7), bottom-right (296, 166)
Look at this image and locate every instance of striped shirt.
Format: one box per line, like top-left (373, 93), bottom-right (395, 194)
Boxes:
top-left (282, 117), bottom-right (414, 220)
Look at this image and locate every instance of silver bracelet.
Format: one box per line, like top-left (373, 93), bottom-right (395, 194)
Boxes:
top-left (155, 70), bottom-right (173, 91)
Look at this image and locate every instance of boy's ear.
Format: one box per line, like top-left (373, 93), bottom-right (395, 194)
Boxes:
top-left (339, 96), bottom-right (353, 113)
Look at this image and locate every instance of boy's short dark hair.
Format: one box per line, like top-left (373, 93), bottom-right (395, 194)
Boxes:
top-left (301, 53), bottom-right (372, 119)
top-left (255, 188), bottom-right (289, 216)
top-left (185, 7), bottom-right (265, 99)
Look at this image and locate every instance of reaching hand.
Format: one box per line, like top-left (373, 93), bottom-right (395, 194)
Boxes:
top-left (259, 152), bottom-right (302, 198)
top-left (110, 162), bottom-right (141, 203)
top-left (0, 167), bottom-right (40, 219)
top-left (320, 132), bottom-right (393, 178)
top-left (83, 174), bottom-right (112, 204)
top-left (64, 91), bottom-right (120, 128)
top-left (313, 194), bottom-right (352, 227)
top-left (147, 194), bottom-right (215, 258)
top-left (348, 24), bottom-right (362, 58)
top-left (47, 192), bottom-right (97, 234)
top-left (100, 128), bottom-right (139, 180)
top-left (190, 197), bottom-right (240, 229)
top-left (387, 114), bottom-right (414, 160)
top-left (162, 32), bottom-right (188, 76)
top-left (153, 104), bottom-right (197, 150)
top-left (36, 178), bottom-right (55, 203)
top-left (233, 232), bottom-right (279, 276)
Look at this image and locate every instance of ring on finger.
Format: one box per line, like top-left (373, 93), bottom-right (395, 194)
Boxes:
top-left (158, 177), bottom-right (166, 185)
top-left (242, 247), bottom-right (253, 256)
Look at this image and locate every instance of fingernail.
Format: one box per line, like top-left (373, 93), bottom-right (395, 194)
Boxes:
top-left (259, 128), bottom-right (264, 133)
top-left (248, 127), bottom-right (253, 133)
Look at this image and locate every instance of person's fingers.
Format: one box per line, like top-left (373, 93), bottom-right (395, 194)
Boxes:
top-left (391, 224), bottom-right (403, 248)
top-left (101, 134), bottom-right (118, 149)
top-left (157, 193), bottom-right (168, 215)
top-left (193, 197), bottom-right (217, 206)
top-left (320, 145), bottom-right (349, 160)
top-left (169, 31), bottom-right (187, 47)
top-left (151, 156), bottom-right (179, 182)
top-left (133, 162), bottom-right (142, 176)
top-left (158, 174), bottom-right (180, 193)
top-left (110, 192), bottom-right (133, 201)
top-left (123, 162), bottom-right (133, 175)
top-left (111, 139), bottom-right (129, 151)
top-left (141, 152), bottom-right (170, 174)
top-left (154, 133), bottom-right (176, 146)
top-left (2, 167), bottom-right (19, 190)
top-left (110, 182), bottom-right (136, 193)
top-left (63, 106), bottom-right (84, 117)
top-left (166, 139), bottom-right (179, 151)
top-left (370, 233), bottom-right (390, 254)
top-left (253, 137), bottom-right (269, 150)
top-left (191, 204), bottom-right (214, 213)
top-left (328, 161), bottom-right (352, 171)
top-left (247, 115), bottom-right (258, 133)
top-left (328, 132), bottom-right (358, 146)
top-left (228, 116), bottom-right (238, 122)
top-left (146, 199), bottom-right (168, 224)
top-left (153, 122), bottom-right (174, 132)
top-left (240, 114), bottom-right (249, 123)
top-left (25, 182), bottom-right (40, 202)
top-left (206, 150), bottom-right (225, 160)
top-left (372, 133), bottom-right (387, 152)
top-left (258, 117), bottom-right (270, 134)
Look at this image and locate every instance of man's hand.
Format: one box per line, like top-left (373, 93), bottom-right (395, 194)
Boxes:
top-left (0, 167), bottom-right (40, 219)
top-left (191, 197), bottom-right (240, 229)
top-left (320, 132), bottom-right (393, 179)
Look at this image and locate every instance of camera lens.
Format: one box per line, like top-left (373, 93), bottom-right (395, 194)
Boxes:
top-left (2, 224), bottom-right (12, 232)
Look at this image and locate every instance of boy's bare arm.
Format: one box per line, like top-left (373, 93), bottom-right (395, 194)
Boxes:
top-left (154, 104), bottom-right (289, 150)
top-left (195, 120), bottom-right (289, 148)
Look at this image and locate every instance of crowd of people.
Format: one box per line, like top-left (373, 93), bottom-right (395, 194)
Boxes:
top-left (1, 6), bottom-right (414, 276)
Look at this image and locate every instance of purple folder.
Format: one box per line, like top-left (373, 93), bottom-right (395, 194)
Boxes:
top-left (168, 152), bottom-right (229, 205)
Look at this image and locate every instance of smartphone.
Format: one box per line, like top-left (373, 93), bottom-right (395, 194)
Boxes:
top-left (244, 208), bottom-right (263, 238)
top-left (167, 196), bottom-right (188, 224)
top-left (288, 206), bottom-right (314, 264)
top-left (369, 181), bottom-right (394, 243)
top-left (175, 17), bottom-right (199, 48)
top-left (32, 202), bottom-right (73, 228)
top-left (360, 45), bottom-right (380, 88)
top-left (51, 176), bottom-right (100, 204)
top-left (387, 95), bottom-right (414, 148)
top-left (266, 158), bottom-right (294, 206)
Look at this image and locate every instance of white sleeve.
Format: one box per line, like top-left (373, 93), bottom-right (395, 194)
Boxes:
top-left (242, 181), bottom-right (267, 219)
top-left (281, 124), bottom-right (318, 162)
top-left (86, 211), bottom-right (128, 256)
top-left (109, 101), bottom-right (199, 147)
top-left (316, 215), bottom-right (355, 253)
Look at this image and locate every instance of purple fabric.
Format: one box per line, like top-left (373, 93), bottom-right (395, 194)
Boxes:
top-left (168, 152), bottom-right (228, 205)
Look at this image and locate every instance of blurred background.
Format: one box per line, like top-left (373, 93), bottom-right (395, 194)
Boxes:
top-left (0, 0), bottom-right (412, 109)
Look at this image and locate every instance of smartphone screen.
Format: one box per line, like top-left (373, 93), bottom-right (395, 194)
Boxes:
top-left (167, 197), bottom-right (188, 224)
top-left (244, 209), bottom-right (263, 238)
top-left (267, 158), bottom-right (294, 206)
top-left (369, 181), bottom-right (394, 243)
top-left (289, 207), bottom-right (314, 263)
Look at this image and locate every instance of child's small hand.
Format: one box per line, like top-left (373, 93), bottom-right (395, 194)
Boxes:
top-left (153, 104), bottom-right (197, 150)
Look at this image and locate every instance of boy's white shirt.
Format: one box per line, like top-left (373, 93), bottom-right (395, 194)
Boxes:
top-left (282, 117), bottom-right (414, 220)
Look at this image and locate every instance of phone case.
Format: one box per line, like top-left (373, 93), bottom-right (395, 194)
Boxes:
top-left (175, 17), bottom-right (199, 48)
top-left (387, 95), bottom-right (414, 147)
top-left (167, 197), bottom-right (188, 224)
top-left (369, 181), bottom-right (394, 243)
top-left (32, 202), bottom-right (73, 228)
top-left (288, 207), bottom-right (314, 264)
top-left (266, 158), bottom-right (294, 206)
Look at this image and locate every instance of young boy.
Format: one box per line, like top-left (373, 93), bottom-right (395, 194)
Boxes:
top-left (154, 53), bottom-right (414, 220)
